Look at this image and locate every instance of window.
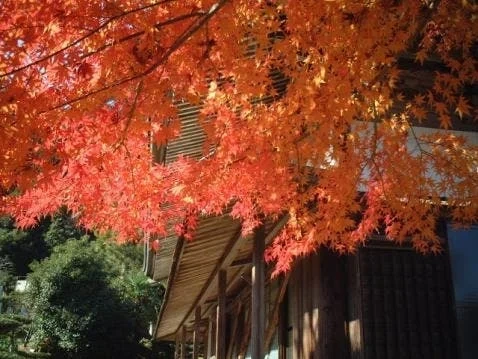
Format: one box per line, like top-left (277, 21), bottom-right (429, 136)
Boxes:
top-left (447, 224), bottom-right (478, 359)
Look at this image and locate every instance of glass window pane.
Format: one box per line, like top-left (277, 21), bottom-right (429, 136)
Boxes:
top-left (447, 225), bottom-right (478, 359)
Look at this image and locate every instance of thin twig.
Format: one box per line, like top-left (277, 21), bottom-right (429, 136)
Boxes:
top-left (80, 11), bottom-right (206, 60)
top-left (45, 0), bottom-right (229, 113)
top-left (0, 0), bottom-right (175, 78)
top-left (113, 79), bottom-right (145, 151)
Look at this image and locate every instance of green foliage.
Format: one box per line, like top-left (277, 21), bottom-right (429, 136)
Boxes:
top-left (0, 209), bottom-right (85, 279)
top-left (116, 271), bottom-right (164, 337)
top-left (0, 257), bottom-right (14, 292)
top-left (43, 209), bottom-right (87, 250)
top-left (1, 291), bottom-right (26, 318)
top-left (91, 236), bottom-right (143, 274)
top-left (0, 217), bottom-right (49, 277)
top-left (0, 350), bottom-right (51, 358)
top-left (0, 212), bottom-right (163, 358)
top-left (25, 239), bottom-right (162, 358)
top-left (152, 341), bottom-right (175, 359)
top-left (0, 314), bottom-right (31, 354)
top-left (0, 314), bottom-right (30, 335)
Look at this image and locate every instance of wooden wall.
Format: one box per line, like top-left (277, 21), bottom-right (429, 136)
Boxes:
top-left (353, 246), bottom-right (459, 359)
top-left (287, 248), bottom-right (349, 359)
top-left (175, 244), bottom-right (459, 359)
top-left (285, 245), bottom-right (459, 359)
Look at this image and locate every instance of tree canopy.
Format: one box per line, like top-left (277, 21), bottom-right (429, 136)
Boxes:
top-left (0, 216), bottom-right (49, 277)
top-left (26, 239), bottom-right (162, 358)
top-left (0, 0), bottom-right (477, 272)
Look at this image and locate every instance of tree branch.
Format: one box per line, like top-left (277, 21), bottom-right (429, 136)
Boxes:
top-left (0, 0), bottom-right (175, 78)
top-left (80, 11), bottom-right (206, 60)
top-left (114, 79), bottom-right (145, 152)
top-left (46, 0), bottom-right (229, 113)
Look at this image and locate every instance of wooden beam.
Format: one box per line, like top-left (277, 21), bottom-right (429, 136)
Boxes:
top-left (316, 248), bottom-right (348, 359)
top-left (193, 306), bottom-right (201, 359)
top-left (238, 305), bottom-right (252, 359)
top-left (175, 332), bottom-right (180, 359)
top-left (251, 225), bottom-right (265, 359)
top-left (180, 326), bottom-right (187, 359)
top-left (227, 302), bottom-right (242, 358)
top-left (206, 312), bottom-right (215, 358)
top-left (153, 235), bottom-right (185, 338)
top-left (173, 214), bottom-right (289, 339)
top-left (264, 272), bottom-right (290, 353)
top-left (278, 294), bottom-right (287, 359)
top-left (175, 224), bottom-right (243, 333)
top-left (230, 257), bottom-right (252, 267)
top-left (216, 269), bottom-right (227, 359)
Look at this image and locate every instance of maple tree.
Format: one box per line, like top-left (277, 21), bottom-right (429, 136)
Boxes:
top-left (0, 0), bottom-right (477, 273)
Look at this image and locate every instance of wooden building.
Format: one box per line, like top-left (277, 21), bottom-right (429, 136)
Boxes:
top-left (147, 214), bottom-right (478, 359)
top-left (144, 58), bottom-right (478, 358)
top-left (144, 117), bottom-right (477, 358)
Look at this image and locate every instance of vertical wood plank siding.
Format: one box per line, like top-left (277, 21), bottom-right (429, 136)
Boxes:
top-left (288, 249), bottom-right (348, 359)
top-left (286, 245), bottom-right (458, 359)
top-left (358, 247), bottom-right (458, 359)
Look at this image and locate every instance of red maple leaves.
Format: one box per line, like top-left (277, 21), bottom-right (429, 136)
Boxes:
top-left (1, 0), bottom-right (477, 273)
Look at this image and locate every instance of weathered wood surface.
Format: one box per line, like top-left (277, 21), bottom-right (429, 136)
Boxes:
top-left (227, 302), bottom-right (243, 359)
top-left (192, 306), bottom-right (201, 359)
top-left (264, 272), bottom-right (290, 353)
top-left (358, 246), bottom-right (458, 359)
top-left (216, 269), bottom-right (227, 359)
top-left (238, 305), bottom-right (252, 359)
top-left (289, 248), bottom-right (348, 359)
top-left (251, 226), bottom-right (265, 359)
top-left (180, 326), bottom-right (187, 359)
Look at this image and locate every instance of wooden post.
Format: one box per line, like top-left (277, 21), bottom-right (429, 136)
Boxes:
top-left (206, 310), bottom-right (216, 359)
top-left (216, 269), bottom-right (227, 359)
top-left (316, 248), bottom-right (348, 359)
top-left (238, 305), bottom-right (252, 358)
top-left (251, 226), bottom-right (265, 359)
top-left (278, 293), bottom-right (287, 359)
top-left (175, 332), bottom-right (180, 359)
top-left (206, 316), bottom-right (214, 359)
top-left (264, 273), bottom-right (290, 353)
top-left (180, 326), bottom-right (187, 359)
top-left (193, 306), bottom-right (201, 359)
top-left (227, 302), bottom-right (242, 358)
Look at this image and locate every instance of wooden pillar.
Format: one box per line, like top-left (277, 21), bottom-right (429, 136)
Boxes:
top-left (227, 303), bottom-right (242, 358)
top-left (251, 226), bottom-right (265, 359)
top-left (193, 306), bottom-right (201, 359)
top-left (175, 332), bottom-right (180, 359)
top-left (316, 248), bottom-right (348, 359)
top-left (216, 269), bottom-right (227, 359)
top-left (206, 312), bottom-right (215, 358)
top-left (180, 326), bottom-right (187, 359)
top-left (278, 292), bottom-right (288, 359)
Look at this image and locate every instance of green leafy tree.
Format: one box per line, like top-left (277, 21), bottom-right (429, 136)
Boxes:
top-left (90, 238), bottom-right (164, 340)
top-left (0, 210), bottom-right (87, 279)
top-left (43, 209), bottom-right (88, 250)
top-left (118, 271), bottom-right (164, 337)
top-left (0, 217), bottom-right (49, 277)
top-left (26, 239), bottom-right (162, 358)
top-left (0, 314), bottom-right (31, 354)
top-left (0, 256), bottom-right (15, 294)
